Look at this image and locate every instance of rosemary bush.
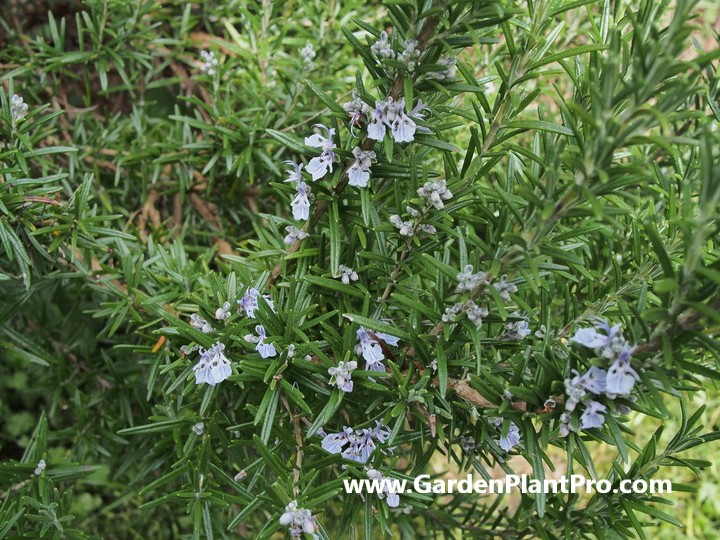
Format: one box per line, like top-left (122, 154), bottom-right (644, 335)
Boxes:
top-left (1, 0), bottom-right (720, 538)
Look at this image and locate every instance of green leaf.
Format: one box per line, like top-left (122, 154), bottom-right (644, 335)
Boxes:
top-left (305, 80), bottom-right (346, 114)
top-left (342, 314), bottom-right (411, 341)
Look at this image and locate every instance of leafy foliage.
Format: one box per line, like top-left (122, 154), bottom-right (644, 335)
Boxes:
top-left (1, 0), bottom-right (719, 538)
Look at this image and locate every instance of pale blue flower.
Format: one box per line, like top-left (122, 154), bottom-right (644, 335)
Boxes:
top-left (11, 94), bottom-right (28, 122)
top-left (606, 347), bottom-right (639, 397)
top-left (244, 324), bottom-right (277, 358)
top-left (456, 264), bottom-right (489, 292)
top-left (390, 98), bottom-right (417, 142)
top-left (367, 99), bottom-right (390, 141)
top-left (290, 180), bottom-right (311, 221)
top-left (354, 326), bottom-right (399, 371)
top-left (347, 146), bottom-right (376, 187)
top-left (321, 422), bottom-right (392, 464)
top-left (570, 327), bottom-right (611, 349)
top-left (564, 365), bottom-right (608, 412)
top-left (370, 31), bottom-right (395, 59)
top-left (399, 39), bottom-right (420, 71)
top-left (442, 302), bottom-right (464, 323)
top-left (190, 313), bottom-right (214, 333)
top-left (367, 468), bottom-right (400, 508)
top-left (578, 365), bottom-right (607, 394)
top-left (580, 400), bottom-right (607, 430)
top-left (34, 459), bottom-right (46, 476)
top-left (328, 360), bottom-right (357, 392)
top-left (374, 331), bottom-right (400, 347)
top-left (237, 288), bottom-right (274, 318)
top-left (465, 300), bottom-right (488, 327)
top-left (193, 342), bottom-right (232, 385)
top-left (283, 161), bottom-right (304, 184)
top-left (300, 42), bottom-right (316, 70)
top-left (493, 274), bottom-right (518, 301)
top-left (389, 214), bottom-right (414, 236)
top-left (498, 422), bottom-right (521, 451)
top-left (570, 319), bottom-right (627, 359)
top-left (559, 412), bottom-right (573, 437)
top-left (343, 90), bottom-right (370, 127)
top-left (321, 427), bottom-right (353, 454)
top-left (500, 316), bottom-right (531, 340)
top-left (369, 420), bottom-right (392, 443)
top-left (563, 371), bottom-right (586, 412)
top-left (279, 501), bottom-right (317, 538)
top-left (305, 124), bottom-right (336, 180)
top-left (284, 225), bottom-right (309, 245)
top-left (418, 180), bottom-right (453, 209)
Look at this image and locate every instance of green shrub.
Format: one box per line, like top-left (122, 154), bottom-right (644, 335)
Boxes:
top-left (1, 0), bottom-right (719, 538)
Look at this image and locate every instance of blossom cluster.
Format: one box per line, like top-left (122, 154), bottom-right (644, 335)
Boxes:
top-left (193, 342), bottom-right (232, 386)
top-left (199, 50), bottom-right (219, 75)
top-left (370, 31), bottom-right (422, 73)
top-left (443, 265), bottom-right (519, 329)
top-left (184, 25), bottom-right (467, 532)
top-left (320, 421), bottom-right (392, 464)
top-left (299, 42), bottom-right (316, 71)
top-left (560, 320), bottom-right (640, 435)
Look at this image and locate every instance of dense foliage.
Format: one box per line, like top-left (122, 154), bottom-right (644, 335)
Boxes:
top-left (1, 0), bottom-right (719, 538)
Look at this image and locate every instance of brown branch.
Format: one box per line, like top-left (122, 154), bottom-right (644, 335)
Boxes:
top-left (266, 7), bottom-right (443, 286)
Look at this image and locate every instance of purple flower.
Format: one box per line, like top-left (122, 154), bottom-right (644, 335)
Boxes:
top-left (237, 288), bottom-right (274, 318)
top-left (320, 422), bottom-right (392, 464)
top-left (354, 326), bottom-right (399, 371)
top-left (328, 360), bottom-right (358, 392)
top-left (279, 501), bottom-right (317, 538)
top-left (498, 422), bottom-right (521, 451)
top-left (417, 179), bottom-right (453, 209)
top-left (606, 347), bottom-right (640, 397)
top-left (580, 400), bottom-right (607, 430)
top-left (347, 146), bottom-right (376, 188)
top-left (571, 319), bottom-right (628, 359)
top-left (367, 99), bottom-right (391, 141)
top-left (193, 342), bottom-right (232, 385)
top-left (343, 90), bottom-right (370, 127)
top-left (389, 99), bottom-right (417, 143)
top-left (305, 124), bottom-right (336, 180)
top-left (244, 324), bottom-right (277, 358)
top-left (284, 225), bottom-right (309, 245)
top-left (578, 365), bottom-right (607, 394)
